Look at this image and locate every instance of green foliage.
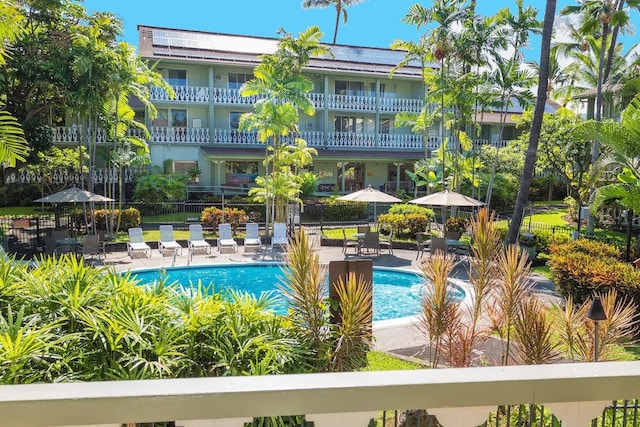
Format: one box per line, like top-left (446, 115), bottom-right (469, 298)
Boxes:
top-left (297, 171), bottom-right (319, 199)
top-left (200, 207), bottom-right (249, 234)
top-left (445, 217), bottom-right (468, 233)
top-left (532, 230), bottom-right (571, 254)
top-left (0, 183), bottom-right (41, 207)
top-left (378, 213), bottom-right (431, 238)
top-left (322, 199), bottom-right (367, 221)
top-left (85, 208), bottom-right (141, 231)
top-left (477, 172), bottom-right (520, 211)
top-left (133, 173), bottom-right (189, 204)
top-left (388, 203), bottom-right (435, 218)
top-left (0, 255), bottom-right (301, 382)
top-left (564, 196), bottom-right (578, 221)
top-left (548, 239), bottom-right (640, 307)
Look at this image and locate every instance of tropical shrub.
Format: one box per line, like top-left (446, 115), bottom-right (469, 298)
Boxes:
top-left (548, 239), bottom-right (640, 308)
top-left (388, 203), bottom-right (435, 219)
top-left (531, 230), bottom-right (570, 254)
top-left (200, 207), bottom-right (249, 234)
top-left (298, 171), bottom-right (319, 199)
top-left (133, 173), bottom-right (189, 205)
top-left (378, 213), bottom-right (431, 238)
top-left (73, 208), bottom-right (141, 231)
top-left (445, 217), bottom-right (468, 233)
top-left (0, 255), bottom-right (301, 383)
top-left (564, 196), bottom-right (578, 221)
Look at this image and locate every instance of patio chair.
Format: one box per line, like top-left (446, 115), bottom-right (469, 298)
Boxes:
top-left (379, 230), bottom-right (393, 255)
top-left (357, 224), bottom-right (370, 234)
top-left (416, 233), bottom-right (429, 260)
top-left (342, 229), bottom-right (359, 255)
top-left (244, 223), bottom-right (262, 253)
top-left (430, 237), bottom-right (448, 257)
top-left (360, 230), bottom-right (380, 256)
top-left (77, 234), bottom-right (102, 261)
top-left (158, 225), bottom-right (184, 256)
top-left (217, 223), bottom-right (238, 253)
top-left (271, 223), bottom-right (289, 251)
top-left (188, 224), bottom-right (212, 255)
top-left (127, 227), bottom-right (152, 258)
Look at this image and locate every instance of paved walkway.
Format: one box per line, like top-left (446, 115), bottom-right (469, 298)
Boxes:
top-left (97, 241), bottom-right (560, 363)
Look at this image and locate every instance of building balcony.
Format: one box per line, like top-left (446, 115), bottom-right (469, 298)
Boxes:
top-left (150, 85), bottom-right (209, 103)
top-left (2, 361), bottom-right (639, 426)
top-left (52, 127), bottom-right (512, 152)
top-left (149, 126), bottom-right (210, 144)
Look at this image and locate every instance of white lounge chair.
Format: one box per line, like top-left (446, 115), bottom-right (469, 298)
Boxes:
top-left (188, 224), bottom-right (212, 255)
top-left (158, 225), bottom-right (184, 256)
top-left (270, 223), bottom-right (289, 251)
top-left (127, 227), bottom-right (152, 258)
top-left (244, 223), bottom-right (262, 253)
top-left (217, 223), bottom-right (238, 253)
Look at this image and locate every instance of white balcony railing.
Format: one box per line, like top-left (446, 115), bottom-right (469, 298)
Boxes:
top-left (327, 94), bottom-right (377, 111)
top-left (379, 97), bottom-right (424, 113)
top-left (150, 127), bottom-right (210, 144)
top-left (149, 85), bottom-right (209, 103)
top-left (1, 361), bottom-right (639, 427)
top-left (212, 88), bottom-right (262, 105)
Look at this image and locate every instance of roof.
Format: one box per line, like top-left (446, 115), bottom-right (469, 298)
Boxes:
top-left (138, 25), bottom-right (428, 79)
top-left (573, 83), bottom-right (623, 99)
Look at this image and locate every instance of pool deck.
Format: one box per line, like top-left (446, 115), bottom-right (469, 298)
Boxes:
top-left (98, 241), bottom-right (559, 363)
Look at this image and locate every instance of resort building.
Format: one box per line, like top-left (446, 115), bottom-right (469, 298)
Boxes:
top-left (47, 25), bottom-right (544, 195)
top-left (128, 25), bottom-right (526, 196)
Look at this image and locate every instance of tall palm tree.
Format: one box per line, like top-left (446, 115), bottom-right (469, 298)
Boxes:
top-left (301, 0), bottom-right (365, 44)
top-left (506, 0), bottom-right (557, 245)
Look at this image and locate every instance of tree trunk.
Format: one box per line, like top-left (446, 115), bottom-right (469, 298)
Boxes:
top-left (506, 0), bottom-right (556, 244)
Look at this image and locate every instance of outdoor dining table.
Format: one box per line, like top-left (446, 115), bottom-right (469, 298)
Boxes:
top-left (55, 236), bottom-right (83, 252)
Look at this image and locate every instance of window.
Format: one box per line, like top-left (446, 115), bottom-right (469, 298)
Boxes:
top-left (380, 118), bottom-right (391, 134)
top-left (369, 83), bottom-right (396, 98)
top-left (152, 109), bottom-right (168, 127)
top-left (172, 161), bottom-right (198, 174)
top-left (229, 112), bottom-right (243, 130)
top-left (167, 69), bottom-right (187, 86)
top-left (335, 80), bottom-right (364, 96)
top-left (228, 73), bottom-right (253, 90)
top-left (171, 110), bottom-right (187, 127)
top-left (334, 116), bottom-right (364, 133)
top-left (225, 161), bottom-right (259, 185)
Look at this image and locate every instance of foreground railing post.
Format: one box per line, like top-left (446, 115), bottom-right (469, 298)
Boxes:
top-left (545, 401), bottom-right (609, 427)
top-left (306, 411), bottom-right (377, 427)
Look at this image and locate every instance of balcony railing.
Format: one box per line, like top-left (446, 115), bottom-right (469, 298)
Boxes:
top-left (149, 85), bottom-right (209, 103)
top-left (212, 88), bottom-right (262, 105)
top-left (2, 361), bottom-right (639, 426)
top-left (150, 126), bottom-right (210, 144)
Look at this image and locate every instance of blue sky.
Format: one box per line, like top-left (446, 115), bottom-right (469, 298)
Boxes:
top-left (84, 0), bottom-right (638, 62)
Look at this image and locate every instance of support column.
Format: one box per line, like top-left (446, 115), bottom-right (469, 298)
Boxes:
top-left (393, 162), bottom-right (402, 191)
top-left (374, 79), bottom-right (380, 148)
top-left (306, 411), bottom-right (377, 427)
top-left (208, 66), bottom-right (215, 143)
top-left (545, 401), bottom-right (609, 427)
top-left (340, 162), bottom-right (346, 193)
top-left (428, 406), bottom-right (494, 427)
top-left (324, 75), bottom-right (330, 149)
top-left (175, 418), bottom-right (252, 427)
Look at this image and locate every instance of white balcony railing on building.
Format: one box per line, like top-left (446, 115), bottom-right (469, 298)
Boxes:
top-left (378, 133), bottom-right (425, 150)
top-left (150, 127), bottom-right (210, 144)
top-left (378, 97), bottom-right (424, 113)
top-left (149, 85), bottom-right (209, 103)
top-left (1, 361), bottom-right (639, 427)
top-left (212, 88), bottom-right (262, 105)
top-left (307, 92), bottom-right (324, 108)
top-left (328, 94), bottom-right (377, 111)
top-left (328, 131), bottom-right (377, 148)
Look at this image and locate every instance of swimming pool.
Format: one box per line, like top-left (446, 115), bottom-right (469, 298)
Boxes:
top-left (129, 264), bottom-right (466, 321)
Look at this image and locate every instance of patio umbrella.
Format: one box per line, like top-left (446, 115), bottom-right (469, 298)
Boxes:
top-left (337, 185), bottom-right (402, 219)
top-left (409, 189), bottom-right (484, 208)
top-left (34, 187), bottom-right (114, 203)
top-left (409, 190), bottom-right (484, 233)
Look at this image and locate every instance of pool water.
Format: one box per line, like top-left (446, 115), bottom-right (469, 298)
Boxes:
top-left (129, 264), bottom-right (465, 321)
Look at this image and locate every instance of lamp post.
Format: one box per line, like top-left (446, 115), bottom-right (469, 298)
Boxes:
top-left (587, 296), bottom-right (607, 362)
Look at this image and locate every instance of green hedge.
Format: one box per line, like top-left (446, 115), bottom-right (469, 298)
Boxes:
top-left (378, 213), bottom-right (431, 238)
top-left (73, 208), bottom-right (141, 232)
top-left (201, 207), bottom-right (249, 234)
top-left (548, 239), bottom-right (640, 307)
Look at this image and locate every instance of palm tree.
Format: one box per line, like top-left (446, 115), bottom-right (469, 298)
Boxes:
top-left (301, 0), bottom-right (365, 44)
top-left (506, 0), bottom-right (558, 245)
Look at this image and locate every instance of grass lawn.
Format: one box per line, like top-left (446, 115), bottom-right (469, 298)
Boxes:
top-left (0, 206), bottom-right (48, 216)
top-left (525, 209), bottom-right (571, 227)
top-left (532, 265), bottom-right (552, 280)
top-left (363, 351), bottom-right (423, 371)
